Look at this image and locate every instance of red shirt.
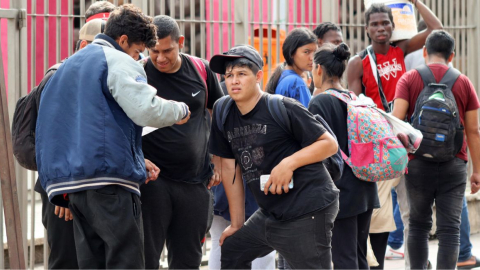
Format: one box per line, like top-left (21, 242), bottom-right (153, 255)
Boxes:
top-left (362, 46), bottom-right (406, 109)
top-left (395, 64), bottom-right (480, 161)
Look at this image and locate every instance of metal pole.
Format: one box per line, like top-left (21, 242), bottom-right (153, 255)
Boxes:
top-left (234, 0), bottom-right (248, 45)
top-left (0, 36), bottom-right (27, 270)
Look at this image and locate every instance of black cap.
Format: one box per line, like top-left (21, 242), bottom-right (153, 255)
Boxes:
top-left (210, 45), bottom-right (264, 74)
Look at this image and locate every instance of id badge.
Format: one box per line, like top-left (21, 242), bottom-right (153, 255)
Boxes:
top-left (260, 174), bottom-right (294, 191)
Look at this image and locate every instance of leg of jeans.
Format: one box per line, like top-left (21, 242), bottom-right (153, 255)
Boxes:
top-left (40, 188), bottom-right (79, 269)
top-left (395, 175), bottom-right (410, 270)
top-left (68, 192), bottom-right (105, 269)
top-left (406, 159), bottom-right (436, 270)
top-left (140, 179), bottom-right (172, 269)
top-left (435, 158), bottom-right (466, 269)
top-left (166, 181), bottom-right (212, 269)
top-left (458, 196), bottom-right (473, 262)
top-left (221, 210), bottom-right (274, 269)
top-left (277, 254), bottom-right (292, 269)
top-left (357, 209), bottom-right (373, 270)
top-left (69, 186), bottom-right (145, 269)
top-left (388, 188), bottom-right (404, 250)
top-left (209, 215), bottom-right (229, 270)
top-left (271, 200), bottom-right (339, 270)
top-left (369, 232), bottom-right (390, 270)
top-left (332, 215), bottom-right (359, 269)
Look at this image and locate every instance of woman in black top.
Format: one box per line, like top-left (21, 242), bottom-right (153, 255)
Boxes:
top-left (308, 43), bottom-right (380, 270)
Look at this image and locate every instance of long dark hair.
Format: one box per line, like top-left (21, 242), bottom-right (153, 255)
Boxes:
top-left (265, 28), bottom-right (317, 94)
top-left (313, 43), bottom-right (351, 82)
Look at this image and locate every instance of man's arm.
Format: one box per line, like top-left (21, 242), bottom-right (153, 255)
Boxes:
top-left (465, 109), bottom-right (480, 194)
top-left (218, 158), bottom-right (245, 246)
top-left (265, 132), bottom-right (338, 195)
top-left (396, 0), bottom-right (443, 55)
top-left (107, 52), bottom-right (190, 128)
top-left (392, 98), bottom-right (410, 121)
top-left (346, 55), bottom-right (363, 96)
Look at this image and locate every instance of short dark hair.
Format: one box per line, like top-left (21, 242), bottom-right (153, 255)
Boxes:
top-left (103, 4), bottom-right (157, 48)
top-left (152, 15), bottom-right (180, 42)
top-left (425, 30), bottom-right (455, 61)
top-left (417, 19), bottom-right (427, 32)
top-left (365, 4), bottom-right (394, 26)
top-left (313, 22), bottom-right (342, 40)
top-left (224, 58), bottom-right (260, 74)
top-left (85, 1), bottom-right (115, 20)
top-left (314, 43), bottom-right (351, 80)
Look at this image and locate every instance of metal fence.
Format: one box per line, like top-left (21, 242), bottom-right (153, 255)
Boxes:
top-left (1, 0), bottom-right (480, 268)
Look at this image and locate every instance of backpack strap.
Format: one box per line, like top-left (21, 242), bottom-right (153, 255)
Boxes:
top-left (265, 94), bottom-right (292, 136)
top-left (438, 67), bottom-right (461, 90)
top-left (416, 64), bottom-right (436, 86)
top-left (213, 95), bottom-right (234, 138)
top-left (186, 54), bottom-right (209, 109)
top-left (366, 45), bottom-right (390, 112)
top-left (323, 89), bottom-right (352, 104)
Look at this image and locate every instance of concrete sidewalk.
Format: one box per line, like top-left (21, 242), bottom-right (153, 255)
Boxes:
top-left (384, 232), bottom-right (480, 269)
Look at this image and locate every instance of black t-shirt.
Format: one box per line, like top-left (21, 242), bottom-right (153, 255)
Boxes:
top-left (142, 54), bottom-right (224, 183)
top-left (308, 89), bottom-right (380, 219)
top-left (209, 94), bottom-right (339, 221)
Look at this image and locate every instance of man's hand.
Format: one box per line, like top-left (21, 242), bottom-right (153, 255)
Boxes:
top-left (54, 206), bottom-right (73, 221)
top-left (208, 155), bottom-right (222, 189)
top-left (219, 225), bottom-right (241, 246)
top-left (175, 110), bottom-right (191, 125)
top-left (471, 173), bottom-right (480, 194)
top-left (145, 159), bottom-right (160, 184)
top-left (264, 159), bottom-right (294, 195)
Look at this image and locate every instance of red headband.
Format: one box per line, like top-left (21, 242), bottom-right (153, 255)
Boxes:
top-left (86, 12), bottom-right (110, 22)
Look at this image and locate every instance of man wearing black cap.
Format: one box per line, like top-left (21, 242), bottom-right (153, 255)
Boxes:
top-left (209, 45), bottom-right (340, 269)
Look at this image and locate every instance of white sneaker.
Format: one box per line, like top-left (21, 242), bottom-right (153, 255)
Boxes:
top-left (385, 245), bottom-right (404, 260)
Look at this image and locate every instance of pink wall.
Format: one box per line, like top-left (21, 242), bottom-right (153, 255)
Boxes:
top-left (1, 0), bottom-right (71, 95)
top-left (205, 0), bottom-right (323, 60)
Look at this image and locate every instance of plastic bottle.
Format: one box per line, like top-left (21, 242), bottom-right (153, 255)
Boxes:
top-left (364, 0), bottom-right (418, 42)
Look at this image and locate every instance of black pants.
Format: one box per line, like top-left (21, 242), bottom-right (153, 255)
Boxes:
top-left (68, 185), bottom-right (144, 269)
top-left (39, 186), bottom-right (79, 269)
top-left (221, 200), bottom-right (339, 269)
top-left (406, 158), bottom-right (466, 270)
top-left (370, 232), bottom-right (390, 270)
top-left (332, 209), bottom-right (373, 270)
top-left (141, 178), bottom-right (213, 269)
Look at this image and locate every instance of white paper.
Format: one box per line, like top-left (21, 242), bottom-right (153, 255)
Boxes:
top-left (142, 126), bottom-right (158, 136)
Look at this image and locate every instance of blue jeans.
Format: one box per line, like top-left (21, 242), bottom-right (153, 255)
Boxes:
top-left (459, 196), bottom-right (472, 262)
top-left (406, 158), bottom-right (466, 270)
top-left (388, 188), bottom-right (404, 250)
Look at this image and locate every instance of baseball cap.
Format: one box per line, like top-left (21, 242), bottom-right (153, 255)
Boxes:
top-left (79, 19), bottom-right (106, 42)
top-left (210, 45), bottom-right (264, 74)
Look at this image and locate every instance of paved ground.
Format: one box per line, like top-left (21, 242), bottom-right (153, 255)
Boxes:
top-left (198, 233), bottom-right (480, 269)
top-left (384, 232), bottom-right (480, 269)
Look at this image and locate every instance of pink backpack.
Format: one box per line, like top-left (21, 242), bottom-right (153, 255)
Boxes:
top-left (323, 90), bottom-right (408, 182)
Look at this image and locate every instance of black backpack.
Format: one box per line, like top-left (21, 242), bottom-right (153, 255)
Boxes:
top-left (213, 94), bottom-right (344, 181)
top-left (411, 65), bottom-right (464, 162)
top-left (12, 63), bottom-right (61, 171)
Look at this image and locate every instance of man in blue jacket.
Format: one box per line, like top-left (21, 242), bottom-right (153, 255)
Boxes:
top-left (36, 4), bottom-right (190, 269)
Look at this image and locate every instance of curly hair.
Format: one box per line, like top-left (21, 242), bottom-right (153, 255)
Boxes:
top-left (103, 4), bottom-right (157, 48)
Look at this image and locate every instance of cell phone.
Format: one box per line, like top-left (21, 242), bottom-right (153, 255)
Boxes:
top-left (260, 174), bottom-right (294, 191)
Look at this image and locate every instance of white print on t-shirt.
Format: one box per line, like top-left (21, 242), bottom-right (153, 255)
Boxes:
top-left (227, 124), bottom-right (267, 183)
top-left (377, 58), bottom-right (403, 80)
